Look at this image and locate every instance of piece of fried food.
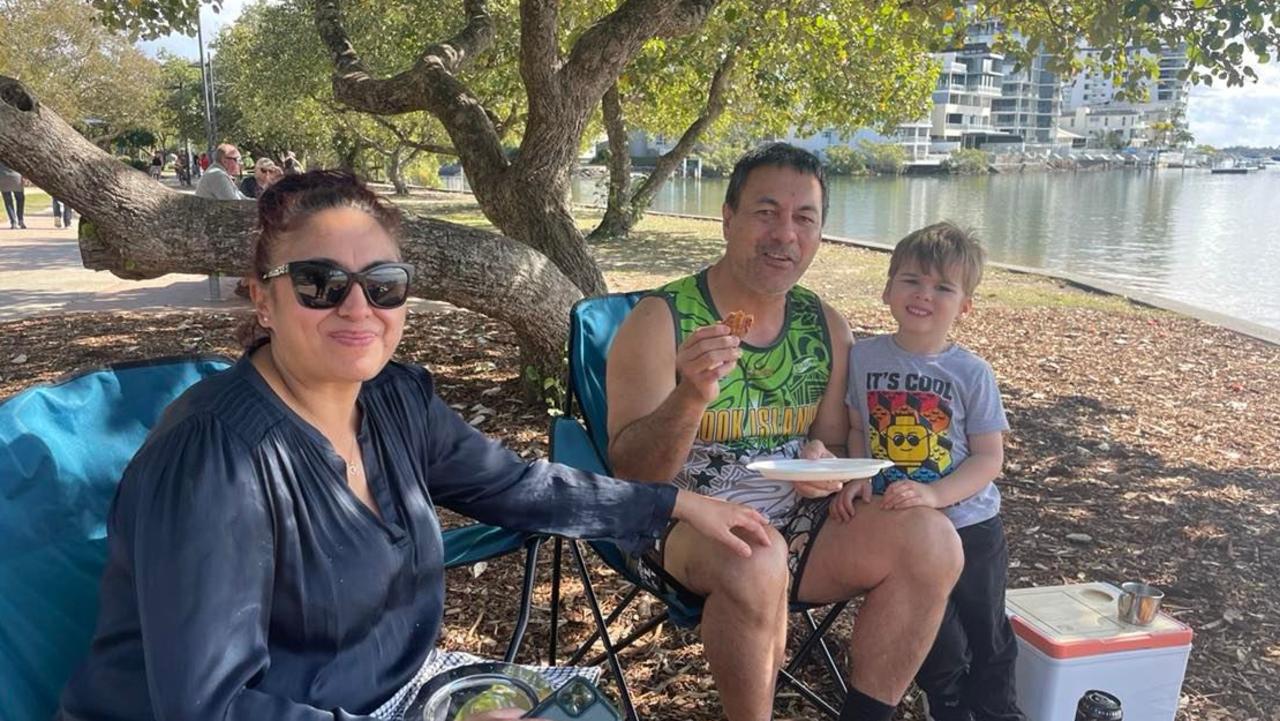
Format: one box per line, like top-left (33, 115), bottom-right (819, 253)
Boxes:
top-left (723, 310), bottom-right (754, 338)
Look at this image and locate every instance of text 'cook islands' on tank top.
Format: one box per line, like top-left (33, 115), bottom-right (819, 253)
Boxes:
top-left (651, 270), bottom-right (833, 522)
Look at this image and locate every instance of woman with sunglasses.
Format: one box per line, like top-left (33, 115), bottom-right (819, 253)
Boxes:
top-left (59, 171), bottom-right (771, 721)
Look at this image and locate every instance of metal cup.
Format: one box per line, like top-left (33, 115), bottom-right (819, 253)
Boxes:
top-left (1117, 582), bottom-right (1164, 625)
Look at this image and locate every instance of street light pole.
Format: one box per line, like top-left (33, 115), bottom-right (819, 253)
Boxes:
top-left (195, 9), bottom-right (222, 301)
top-left (207, 55), bottom-right (219, 146)
top-left (195, 12), bottom-right (216, 158)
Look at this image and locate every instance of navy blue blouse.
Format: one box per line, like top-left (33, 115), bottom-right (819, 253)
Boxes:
top-left (59, 354), bottom-right (677, 720)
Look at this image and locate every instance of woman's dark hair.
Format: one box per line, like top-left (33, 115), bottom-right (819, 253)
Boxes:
top-left (236, 170), bottom-right (404, 347)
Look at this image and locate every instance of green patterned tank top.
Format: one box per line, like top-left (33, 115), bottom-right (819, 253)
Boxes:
top-left (653, 270), bottom-right (834, 520)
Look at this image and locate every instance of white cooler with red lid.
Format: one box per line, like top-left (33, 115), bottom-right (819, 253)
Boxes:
top-left (1005, 582), bottom-right (1193, 721)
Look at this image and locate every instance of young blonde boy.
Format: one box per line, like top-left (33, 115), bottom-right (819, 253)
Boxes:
top-left (834, 221), bottom-right (1024, 721)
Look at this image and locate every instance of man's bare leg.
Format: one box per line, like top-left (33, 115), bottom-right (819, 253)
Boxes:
top-left (663, 522), bottom-right (790, 721)
top-left (797, 500), bottom-right (963, 704)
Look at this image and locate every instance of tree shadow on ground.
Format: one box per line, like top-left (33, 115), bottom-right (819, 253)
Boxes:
top-left (0, 239), bottom-right (86, 272)
top-left (0, 283), bottom-right (248, 323)
top-left (590, 227), bottom-right (723, 278)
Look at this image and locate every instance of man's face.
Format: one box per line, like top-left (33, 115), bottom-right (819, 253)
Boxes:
top-left (221, 148), bottom-right (242, 175)
top-left (720, 165), bottom-right (823, 296)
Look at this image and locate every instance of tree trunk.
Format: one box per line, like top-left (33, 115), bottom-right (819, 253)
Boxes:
top-left (0, 75), bottom-right (578, 395)
top-left (478, 176), bottom-right (608, 297)
top-left (315, 0), bottom-right (707, 299)
top-left (589, 48), bottom-right (738, 243)
top-left (387, 146), bottom-right (409, 196)
top-left (588, 84), bottom-right (638, 244)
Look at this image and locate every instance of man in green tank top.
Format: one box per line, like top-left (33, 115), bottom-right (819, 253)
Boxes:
top-left (607, 144), bottom-right (963, 721)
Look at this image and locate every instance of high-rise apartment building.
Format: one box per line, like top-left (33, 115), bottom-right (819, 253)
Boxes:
top-left (1060, 44), bottom-right (1191, 145)
top-left (970, 21), bottom-right (1063, 144)
top-left (923, 20), bottom-right (1063, 147)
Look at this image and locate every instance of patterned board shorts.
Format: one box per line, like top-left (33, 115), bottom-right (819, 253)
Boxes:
top-left (625, 495), bottom-right (833, 607)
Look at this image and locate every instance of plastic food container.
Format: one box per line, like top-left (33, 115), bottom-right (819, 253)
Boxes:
top-left (1005, 582), bottom-right (1193, 721)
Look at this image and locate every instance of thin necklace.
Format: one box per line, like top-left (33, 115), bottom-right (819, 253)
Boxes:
top-left (346, 434), bottom-right (361, 477)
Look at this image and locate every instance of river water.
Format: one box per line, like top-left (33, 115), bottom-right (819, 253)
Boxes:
top-left (566, 169), bottom-right (1280, 333)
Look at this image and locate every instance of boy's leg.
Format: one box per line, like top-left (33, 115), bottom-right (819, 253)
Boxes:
top-left (953, 517), bottom-right (1024, 721)
top-left (915, 598), bottom-right (972, 721)
top-left (2, 192), bottom-right (14, 226)
top-left (14, 190), bottom-right (24, 226)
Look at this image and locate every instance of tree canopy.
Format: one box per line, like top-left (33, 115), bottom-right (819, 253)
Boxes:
top-left (92, 0), bottom-right (1280, 91)
top-left (6, 0), bottom-right (1279, 387)
top-left (0, 0), bottom-right (164, 143)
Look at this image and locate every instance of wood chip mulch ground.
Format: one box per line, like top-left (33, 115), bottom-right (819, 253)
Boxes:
top-left (2, 298), bottom-right (1276, 721)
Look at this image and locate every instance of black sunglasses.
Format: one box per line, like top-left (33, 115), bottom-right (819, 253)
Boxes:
top-left (261, 259), bottom-right (414, 310)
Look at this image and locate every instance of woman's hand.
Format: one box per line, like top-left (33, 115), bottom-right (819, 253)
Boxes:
top-left (792, 438), bottom-right (842, 499)
top-left (673, 490), bottom-right (772, 558)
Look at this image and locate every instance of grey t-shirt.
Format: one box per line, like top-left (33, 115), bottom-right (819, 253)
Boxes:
top-left (194, 166), bottom-right (247, 201)
top-left (845, 335), bottom-right (1009, 528)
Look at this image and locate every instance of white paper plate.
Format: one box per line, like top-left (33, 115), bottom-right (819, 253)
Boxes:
top-left (746, 458), bottom-right (894, 482)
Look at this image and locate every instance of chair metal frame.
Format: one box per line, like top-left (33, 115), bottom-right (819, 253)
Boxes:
top-left (545, 293), bottom-right (853, 720)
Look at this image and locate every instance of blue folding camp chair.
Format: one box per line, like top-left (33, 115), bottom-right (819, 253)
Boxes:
top-left (0, 356), bottom-right (544, 721)
top-left (547, 293), bottom-right (851, 720)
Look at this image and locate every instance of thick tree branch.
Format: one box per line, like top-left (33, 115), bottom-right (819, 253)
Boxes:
top-left (314, 0), bottom-right (507, 185)
top-left (589, 46), bottom-right (736, 242)
top-left (420, 0), bottom-right (495, 71)
top-left (632, 45), bottom-right (737, 206)
top-left (516, 0), bottom-right (721, 197)
top-left (520, 0), bottom-right (561, 98)
top-left (560, 0), bottom-right (719, 98)
top-left (0, 75), bottom-right (580, 376)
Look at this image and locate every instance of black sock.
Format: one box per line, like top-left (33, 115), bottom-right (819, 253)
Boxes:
top-left (838, 687), bottom-right (896, 721)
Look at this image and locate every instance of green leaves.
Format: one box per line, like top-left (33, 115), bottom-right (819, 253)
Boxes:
top-left (2, 0), bottom-right (165, 141)
top-left (976, 0), bottom-right (1279, 89)
top-left (619, 0), bottom-right (942, 145)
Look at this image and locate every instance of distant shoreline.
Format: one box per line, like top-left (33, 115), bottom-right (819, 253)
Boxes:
top-left (406, 184), bottom-right (1280, 347)
top-left (635, 207), bottom-right (1280, 347)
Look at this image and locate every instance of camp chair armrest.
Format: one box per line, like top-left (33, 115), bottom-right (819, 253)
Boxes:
top-left (549, 416), bottom-right (610, 476)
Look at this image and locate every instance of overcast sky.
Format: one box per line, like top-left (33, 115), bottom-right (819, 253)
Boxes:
top-left (138, 5), bottom-right (1279, 149)
top-left (135, 0), bottom-right (247, 61)
top-left (1187, 59), bottom-right (1280, 149)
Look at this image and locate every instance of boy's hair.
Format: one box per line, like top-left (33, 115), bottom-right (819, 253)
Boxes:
top-left (888, 221), bottom-right (986, 295)
top-left (724, 142), bottom-right (829, 225)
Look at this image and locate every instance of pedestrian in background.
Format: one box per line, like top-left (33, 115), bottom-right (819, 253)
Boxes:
top-left (240, 157), bottom-right (279, 199)
top-left (0, 162), bottom-right (26, 230)
top-left (52, 198), bottom-right (73, 229)
top-left (195, 144), bottom-right (247, 201)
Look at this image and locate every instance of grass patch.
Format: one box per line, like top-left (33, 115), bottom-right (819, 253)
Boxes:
top-left (13, 188), bottom-right (52, 215)
top-left (407, 194), bottom-right (1159, 320)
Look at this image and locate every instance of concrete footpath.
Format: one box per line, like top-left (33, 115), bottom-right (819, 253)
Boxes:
top-left (0, 213), bottom-right (249, 322)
